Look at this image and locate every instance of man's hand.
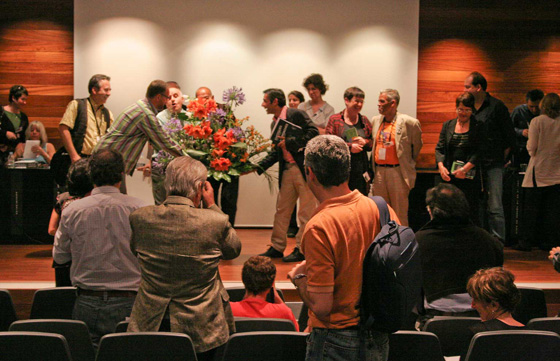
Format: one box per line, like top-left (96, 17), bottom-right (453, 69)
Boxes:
top-left (287, 261), bottom-right (307, 283)
top-left (522, 129), bottom-right (529, 138)
top-left (136, 162), bottom-right (152, 178)
top-left (202, 181), bottom-right (215, 208)
top-left (451, 167), bottom-right (466, 179)
top-left (6, 131), bottom-right (16, 140)
top-left (352, 136), bottom-right (366, 147)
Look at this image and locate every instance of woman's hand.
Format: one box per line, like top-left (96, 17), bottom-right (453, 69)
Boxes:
top-left (31, 145), bottom-right (44, 156)
top-left (549, 247), bottom-right (560, 260)
top-left (350, 143), bottom-right (363, 153)
top-left (452, 167), bottom-right (466, 179)
top-left (6, 131), bottom-right (17, 140)
top-left (352, 136), bottom-right (366, 147)
top-left (438, 163), bottom-right (451, 182)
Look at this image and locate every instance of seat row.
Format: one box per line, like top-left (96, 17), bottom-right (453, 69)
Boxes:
top-left (2, 325), bottom-right (560, 361)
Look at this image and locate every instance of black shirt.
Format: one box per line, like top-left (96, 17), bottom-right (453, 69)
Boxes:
top-left (473, 93), bottom-right (516, 166)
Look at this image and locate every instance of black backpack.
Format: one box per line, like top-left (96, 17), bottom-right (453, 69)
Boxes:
top-left (360, 196), bottom-right (423, 333)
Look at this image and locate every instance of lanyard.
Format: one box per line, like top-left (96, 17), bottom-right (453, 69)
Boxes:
top-left (87, 98), bottom-right (103, 137)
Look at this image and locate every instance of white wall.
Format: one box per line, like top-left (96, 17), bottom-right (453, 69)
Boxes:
top-left (74, 0), bottom-right (419, 226)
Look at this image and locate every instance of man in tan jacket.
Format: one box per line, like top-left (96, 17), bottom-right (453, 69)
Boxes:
top-left (371, 89), bottom-right (423, 226)
top-left (127, 156), bottom-right (241, 361)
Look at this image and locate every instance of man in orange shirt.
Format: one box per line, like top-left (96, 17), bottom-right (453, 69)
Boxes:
top-left (288, 135), bottom-right (398, 361)
top-left (371, 89), bottom-right (422, 226)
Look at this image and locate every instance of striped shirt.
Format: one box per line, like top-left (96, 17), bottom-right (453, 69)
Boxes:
top-left (94, 99), bottom-right (182, 174)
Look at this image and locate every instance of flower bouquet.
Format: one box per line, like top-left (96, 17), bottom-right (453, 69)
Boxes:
top-left (153, 86), bottom-right (273, 183)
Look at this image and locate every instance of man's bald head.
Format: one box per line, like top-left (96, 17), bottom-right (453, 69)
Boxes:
top-left (195, 87), bottom-right (213, 102)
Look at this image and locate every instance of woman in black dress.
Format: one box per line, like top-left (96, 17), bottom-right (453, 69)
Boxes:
top-left (435, 92), bottom-right (482, 222)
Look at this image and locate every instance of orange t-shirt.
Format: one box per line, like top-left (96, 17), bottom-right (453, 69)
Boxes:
top-left (301, 190), bottom-right (399, 329)
top-left (374, 120), bottom-right (399, 165)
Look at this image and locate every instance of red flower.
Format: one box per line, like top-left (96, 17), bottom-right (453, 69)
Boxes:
top-left (212, 149), bottom-right (225, 158)
top-left (187, 98), bottom-right (217, 118)
top-left (210, 157), bottom-right (232, 171)
top-left (184, 121), bottom-right (212, 139)
top-left (213, 128), bottom-right (235, 150)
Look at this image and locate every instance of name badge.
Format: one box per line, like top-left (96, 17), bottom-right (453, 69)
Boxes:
top-left (378, 148), bottom-right (386, 160)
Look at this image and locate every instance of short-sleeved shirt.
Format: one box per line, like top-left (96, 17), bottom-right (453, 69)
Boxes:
top-left (59, 98), bottom-right (114, 155)
top-left (301, 190), bottom-right (399, 329)
top-left (230, 297), bottom-right (299, 331)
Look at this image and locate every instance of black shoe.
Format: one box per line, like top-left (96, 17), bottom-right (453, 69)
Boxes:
top-left (283, 247), bottom-right (305, 262)
top-left (287, 227), bottom-right (299, 238)
top-left (259, 246), bottom-right (283, 258)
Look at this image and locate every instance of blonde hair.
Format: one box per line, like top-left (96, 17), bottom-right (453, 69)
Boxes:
top-left (540, 93), bottom-right (560, 119)
top-left (25, 121), bottom-right (48, 146)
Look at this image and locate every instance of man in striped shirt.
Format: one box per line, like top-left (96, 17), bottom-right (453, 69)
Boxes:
top-left (94, 80), bottom-right (183, 192)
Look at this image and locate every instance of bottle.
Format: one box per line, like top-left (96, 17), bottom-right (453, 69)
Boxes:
top-left (6, 152), bottom-right (15, 168)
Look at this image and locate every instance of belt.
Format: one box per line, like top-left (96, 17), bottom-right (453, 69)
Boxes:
top-left (375, 163), bottom-right (400, 168)
top-left (77, 288), bottom-right (137, 298)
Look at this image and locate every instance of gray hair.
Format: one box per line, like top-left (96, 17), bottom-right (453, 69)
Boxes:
top-left (304, 135), bottom-right (350, 187)
top-left (164, 156), bottom-right (208, 199)
top-left (380, 88), bottom-right (400, 106)
top-left (26, 120), bottom-right (48, 146)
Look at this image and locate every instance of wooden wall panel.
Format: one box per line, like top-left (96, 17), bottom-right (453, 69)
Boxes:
top-left (0, 0), bottom-right (73, 149)
top-left (417, 0), bottom-right (560, 169)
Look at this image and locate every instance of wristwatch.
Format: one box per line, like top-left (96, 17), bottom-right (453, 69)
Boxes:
top-left (291, 273), bottom-right (307, 288)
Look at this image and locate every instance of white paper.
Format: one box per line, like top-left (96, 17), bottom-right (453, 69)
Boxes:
top-left (378, 148), bottom-right (386, 160)
top-left (23, 140), bottom-right (40, 159)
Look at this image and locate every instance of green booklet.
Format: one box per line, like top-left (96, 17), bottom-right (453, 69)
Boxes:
top-left (451, 160), bottom-right (475, 180)
top-left (344, 127), bottom-right (359, 141)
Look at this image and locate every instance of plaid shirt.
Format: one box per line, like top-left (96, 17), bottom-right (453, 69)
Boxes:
top-left (94, 99), bottom-right (182, 175)
top-left (326, 111), bottom-right (373, 151)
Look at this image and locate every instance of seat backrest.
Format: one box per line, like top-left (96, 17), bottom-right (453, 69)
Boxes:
top-left (226, 286), bottom-right (284, 302)
top-left (0, 331), bottom-right (72, 361)
top-left (388, 331), bottom-right (444, 361)
top-left (10, 319), bottom-right (95, 361)
top-left (298, 303), bottom-right (309, 331)
top-left (285, 301), bottom-right (303, 320)
top-left (0, 289), bottom-right (17, 331)
top-left (114, 320), bottom-right (129, 333)
top-left (464, 330), bottom-right (560, 361)
top-left (96, 332), bottom-right (197, 361)
top-left (234, 317), bottom-right (296, 333)
top-left (222, 331), bottom-right (308, 361)
top-left (512, 287), bottom-right (547, 324)
top-left (527, 317), bottom-right (560, 334)
top-left (422, 316), bottom-right (481, 356)
top-left (30, 287), bottom-right (77, 319)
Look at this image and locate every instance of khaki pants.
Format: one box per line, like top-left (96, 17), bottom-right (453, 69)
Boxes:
top-left (373, 166), bottom-right (410, 226)
top-left (271, 164), bottom-right (317, 252)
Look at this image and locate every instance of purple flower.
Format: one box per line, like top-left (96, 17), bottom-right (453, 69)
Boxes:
top-left (222, 86), bottom-right (246, 106)
top-left (231, 126), bottom-right (244, 140)
top-left (163, 117), bottom-right (183, 135)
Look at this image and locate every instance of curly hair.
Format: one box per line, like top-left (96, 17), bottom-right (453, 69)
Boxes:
top-left (303, 73), bottom-right (329, 95)
top-left (242, 256), bottom-right (277, 295)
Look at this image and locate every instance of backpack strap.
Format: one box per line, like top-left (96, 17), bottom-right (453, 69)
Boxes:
top-left (369, 196), bottom-right (391, 227)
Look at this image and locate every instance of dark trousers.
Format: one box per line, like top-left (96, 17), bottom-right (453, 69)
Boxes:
top-left (209, 177), bottom-right (239, 226)
top-left (521, 184), bottom-right (560, 249)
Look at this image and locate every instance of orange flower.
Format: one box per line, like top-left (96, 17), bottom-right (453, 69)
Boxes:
top-left (213, 128), bottom-right (235, 150)
top-left (212, 149), bottom-right (225, 158)
top-left (187, 98), bottom-right (218, 118)
top-left (240, 152), bottom-right (249, 163)
top-left (210, 157), bottom-right (232, 171)
top-left (184, 121), bottom-right (212, 139)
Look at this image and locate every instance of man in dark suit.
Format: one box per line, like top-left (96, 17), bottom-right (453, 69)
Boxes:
top-left (257, 88), bottom-right (319, 262)
top-left (127, 156), bottom-right (241, 361)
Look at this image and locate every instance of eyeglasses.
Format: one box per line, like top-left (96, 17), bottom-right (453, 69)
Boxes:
top-left (456, 108), bottom-right (473, 113)
top-left (159, 93), bottom-right (171, 100)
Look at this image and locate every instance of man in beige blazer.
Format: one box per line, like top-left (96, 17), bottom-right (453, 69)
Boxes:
top-left (371, 89), bottom-right (423, 226)
top-left (127, 156), bottom-right (241, 361)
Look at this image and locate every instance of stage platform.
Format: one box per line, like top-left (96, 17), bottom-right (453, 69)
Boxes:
top-left (1, 228), bottom-right (560, 319)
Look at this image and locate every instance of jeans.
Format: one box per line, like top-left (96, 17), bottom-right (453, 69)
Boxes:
top-left (73, 294), bottom-right (135, 349)
top-left (481, 165), bottom-right (506, 241)
top-left (306, 328), bottom-right (389, 361)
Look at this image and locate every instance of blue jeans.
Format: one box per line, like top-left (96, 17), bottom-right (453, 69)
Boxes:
top-left (481, 165), bottom-right (506, 241)
top-left (73, 294), bottom-right (135, 349)
top-left (306, 328), bottom-right (389, 361)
